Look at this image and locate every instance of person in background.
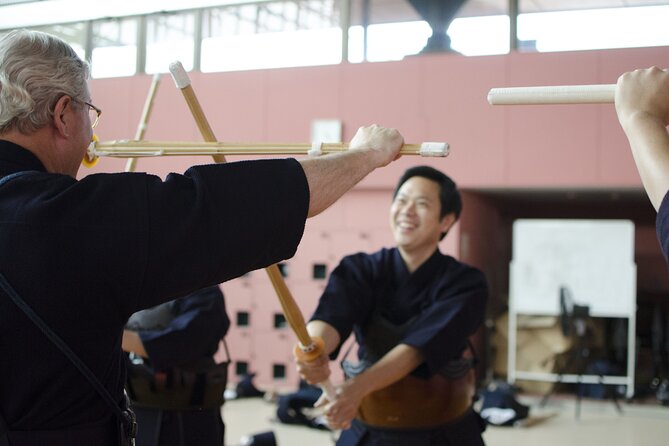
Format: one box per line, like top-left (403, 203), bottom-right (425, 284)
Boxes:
top-left (122, 285), bottom-right (230, 446)
top-left (276, 380), bottom-right (328, 431)
top-left (296, 166), bottom-right (489, 446)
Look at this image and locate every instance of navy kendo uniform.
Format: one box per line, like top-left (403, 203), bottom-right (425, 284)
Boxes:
top-left (0, 140), bottom-right (308, 446)
top-left (657, 192), bottom-right (669, 262)
top-left (311, 247), bottom-right (489, 446)
top-left (125, 285), bottom-right (230, 446)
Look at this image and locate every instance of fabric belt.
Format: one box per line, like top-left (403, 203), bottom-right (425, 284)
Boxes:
top-left (356, 367), bottom-right (476, 429)
top-left (126, 361), bottom-right (229, 411)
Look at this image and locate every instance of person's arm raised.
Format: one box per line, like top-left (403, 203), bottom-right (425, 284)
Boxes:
top-left (299, 125), bottom-right (403, 218)
top-left (615, 67), bottom-right (669, 211)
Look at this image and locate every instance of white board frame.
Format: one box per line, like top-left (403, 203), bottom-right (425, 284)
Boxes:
top-left (507, 219), bottom-right (636, 398)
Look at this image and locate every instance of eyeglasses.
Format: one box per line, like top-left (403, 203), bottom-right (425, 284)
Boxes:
top-left (82, 100), bottom-right (102, 129)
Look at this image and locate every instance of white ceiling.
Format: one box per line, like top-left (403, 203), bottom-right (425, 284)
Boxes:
top-left (0, 0), bottom-right (667, 29)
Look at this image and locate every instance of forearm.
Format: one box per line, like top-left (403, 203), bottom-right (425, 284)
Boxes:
top-left (350, 343), bottom-right (424, 397)
top-left (621, 113), bottom-right (669, 210)
top-left (299, 148), bottom-right (385, 218)
top-left (615, 67), bottom-right (669, 211)
top-left (306, 320), bottom-right (341, 355)
top-left (299, 124), bottom-right (403, 217)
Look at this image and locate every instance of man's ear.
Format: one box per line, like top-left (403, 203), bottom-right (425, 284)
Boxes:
top-left (52, 95), bottom-right (72, 138)
top-left (440, 212), bottom-right (457, 234)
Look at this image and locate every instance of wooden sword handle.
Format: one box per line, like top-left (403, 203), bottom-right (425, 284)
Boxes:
top-left (488, 84), bottom-right (615, 105)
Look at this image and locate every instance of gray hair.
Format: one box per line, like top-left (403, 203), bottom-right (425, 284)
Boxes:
top-left (0, 29), bottom-right (90, 134)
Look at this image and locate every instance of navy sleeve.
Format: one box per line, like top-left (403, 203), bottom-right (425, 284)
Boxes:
top-left (310, 253), bottom-right (376, 359)
top-left (0, 158), bottom-right (307, 340)
top-left (138, 286), bottom-right (230, 368)
top-left (657, 189), bottom-right (669, 265)
top-left (139, 158), bottom-right (309, 311)
top-left (403, 266), bottom-right (488, 374)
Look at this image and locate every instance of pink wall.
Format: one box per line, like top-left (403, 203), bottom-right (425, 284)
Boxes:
top-left (85, 46), bottom-right (667, 388)
top-left (86, 46), bottom-right (665, 188)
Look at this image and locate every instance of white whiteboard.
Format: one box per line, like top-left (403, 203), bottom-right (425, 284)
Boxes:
top-left (510, 219), bottom-right (636, 317)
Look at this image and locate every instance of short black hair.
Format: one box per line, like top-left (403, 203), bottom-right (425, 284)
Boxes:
top-left (393, 166), bottom-right (462, 240)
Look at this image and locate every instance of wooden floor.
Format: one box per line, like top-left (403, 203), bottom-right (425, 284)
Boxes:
top-left (222, 394), bottom-right (669, 446)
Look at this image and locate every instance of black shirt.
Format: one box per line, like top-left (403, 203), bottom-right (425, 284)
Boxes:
top-left (657, 190), bottom-right (669, 264)
top-left (0, 140), bottom-right (308, 443)
top-left (311, 247), bottom-right (488, 375)
top-left (134, 285), bottom-right (230, 369)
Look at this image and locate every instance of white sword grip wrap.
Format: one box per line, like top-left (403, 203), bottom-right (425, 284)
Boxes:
top-left (308, 141), bottom-right (323, 157)
top-left (419, 142), bottom-right (449, 157)
top-left (169, 61), bottom-right (191, 89)
top-left (487, 84), bottom-right (615, 105)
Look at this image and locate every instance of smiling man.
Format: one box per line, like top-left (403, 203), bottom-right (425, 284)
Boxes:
top-left (296, 166), bottom-right (489, 446)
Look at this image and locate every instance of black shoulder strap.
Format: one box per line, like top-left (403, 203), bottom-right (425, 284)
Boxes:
top-left (0, 273), bottom-right (128, 419)
top-left (0, 172), bottom-right (135, 444)
top-left (221, 338), bottom-right (231, 363)
top-left (0, 272), bottom-right (136, 442)
top-left (0, 171), bottom-right (34, 186)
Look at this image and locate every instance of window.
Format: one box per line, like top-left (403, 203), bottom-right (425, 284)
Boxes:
top-left (272, 363), bottom-right (286, 379)
top-left (313, 263), bottom-right (327, 279)
top-left (236, 311), bottom-right (250, 327)
top-left (236, 361), bottom-right (249, 376)
top-left (35, 23), bottom-right (88, 60)
top-left (4, 1), bottom-right (668, 78)
top-left (91, 17), bottom-right (139, 78)
top-left (201, 0), bottom-right (341, 73)
top-left (517, 5), bottom-right (669, 53)
top-left (273, 313), bottom-right (286, 329)
top-left (448, 15), bottom-right (510, 56)
top-left (146, 12), bottom-right (196, 73)
top-left (348, 21), bottom-right (431, 62)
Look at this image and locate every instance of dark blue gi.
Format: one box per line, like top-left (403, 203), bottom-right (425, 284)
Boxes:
top-left (0, 140), bottom-right (308, 446)
top-left (127, 285), bottom-right (230, 446)
top-left (311, 247), bottom-right (488, 446)
top-left (657, 191), bottom-right (669, 262)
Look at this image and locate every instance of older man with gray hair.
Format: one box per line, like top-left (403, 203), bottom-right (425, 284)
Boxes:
top-left (0, 29), bottom-right (403, 446)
